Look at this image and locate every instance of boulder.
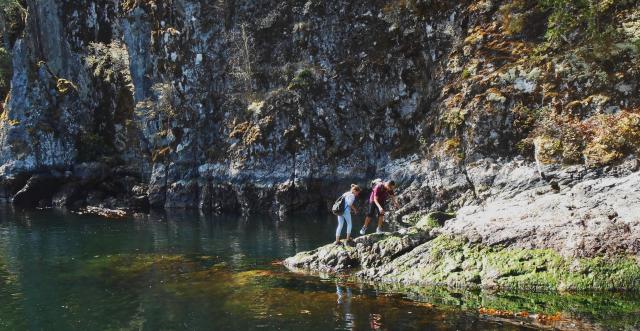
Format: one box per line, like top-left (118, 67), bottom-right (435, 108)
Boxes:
top-left (12, 174), bottom-right (63, 207)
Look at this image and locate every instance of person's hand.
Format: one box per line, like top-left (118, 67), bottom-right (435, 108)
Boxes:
top-left (379, 208), bottom-right (385, 215)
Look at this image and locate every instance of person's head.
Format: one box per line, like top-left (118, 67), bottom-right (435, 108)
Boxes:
top-left (350, 184), bottom-right (362, 196)
top-left (384, 180), bottom-right (396, 191)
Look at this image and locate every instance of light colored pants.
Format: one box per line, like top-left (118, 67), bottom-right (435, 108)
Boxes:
top-left (336, 211), bottom-right (352, 237)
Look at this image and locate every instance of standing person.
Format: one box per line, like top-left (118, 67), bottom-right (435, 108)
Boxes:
top-left (334, 184), bottom-right (361, 244)
top-left (360, 180), bottom-right (400, 235)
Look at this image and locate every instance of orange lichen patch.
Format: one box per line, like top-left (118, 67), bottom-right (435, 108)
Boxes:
top-left (468, 1), bottom-right (490, 13)
top-left (478, 307), bottom-right (515, 317)
top-left (443, 137), bottom-right (461, 154)
top-left (535, 312), bottom-right (563, 322)
top-left (165, 27), bottom-right (180, 36)
top-left (464, 28), bottom-right (488, 45)
top-left (243, 125), bottom-right (262, 145)
top-left (152, 146), bottom-right (171, 162)
top-left (6, 118), bottom-right (20, 126)
top-left (534, 135), bottom-right (563, 164)
top-left (412, 302), bottom-right (435, 309)
top-left (582, 111), bottom-right (640, 166)
top-left (382, 0), bottom-right (409, 14)
top-left (444, 92), bottom-right (464, 109)
top-left (482, 39), bottom-right (531, 61)
top-left (480, 308), bottom-right (561, 322)
top-left (229, 121), bottom-right (250, 139)
top-left (56, 78), bottom-right (77, 95)
top-left (430, 137), bottom-right (464, 161)
top-left (121, 0), bottom-right (157, 13)
top-left (530, 109), bottom-right (640, 166)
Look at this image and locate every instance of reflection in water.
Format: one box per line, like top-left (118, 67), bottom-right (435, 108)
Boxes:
top-left (0, 205), bottom-right (638, 330)
top-left (369, 313), bottom-right (383, 330)
top-left (336, 283), bottom-right (355, 329)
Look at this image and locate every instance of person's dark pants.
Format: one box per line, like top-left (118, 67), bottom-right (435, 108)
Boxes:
top-left (366, 202), bottom-right (380, 219)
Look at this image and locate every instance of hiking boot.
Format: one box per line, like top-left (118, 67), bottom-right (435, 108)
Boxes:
top-left (376, 227), bottom-right (384, 234)
top-left (359, 227), bottom-right (366, 235)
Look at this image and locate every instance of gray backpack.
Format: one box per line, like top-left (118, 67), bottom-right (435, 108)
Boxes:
top-left (331, 193), bottom-right (346, 215)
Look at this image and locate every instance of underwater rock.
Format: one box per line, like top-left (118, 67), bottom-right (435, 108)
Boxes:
top-left (76, 206), bottom-right (128, 219)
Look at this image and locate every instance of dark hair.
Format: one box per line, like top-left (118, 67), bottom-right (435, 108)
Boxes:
top-left (351, 184), bottom-right (361, 192)
top-left (387, 180), bottom-right (396, 186)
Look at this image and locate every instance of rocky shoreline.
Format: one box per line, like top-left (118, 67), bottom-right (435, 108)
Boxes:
top-left (286, 160), bottom-right (640, 291)
top-left (285, 225), bottom-right (640, 292)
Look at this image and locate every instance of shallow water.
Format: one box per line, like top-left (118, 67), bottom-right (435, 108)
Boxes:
top-left (0, 206), bottom-right (637, 330)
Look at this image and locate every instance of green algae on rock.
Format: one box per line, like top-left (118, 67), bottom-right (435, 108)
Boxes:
top-left (286, 227), bottom-right (640, 292)
top-left (363, 235), bottom-right (640, 292)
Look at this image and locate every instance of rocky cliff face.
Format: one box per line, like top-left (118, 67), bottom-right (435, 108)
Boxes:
top-left (0, 0), bottom-right (639, 228)
top-left (0, 0), bottom-right (469, 214)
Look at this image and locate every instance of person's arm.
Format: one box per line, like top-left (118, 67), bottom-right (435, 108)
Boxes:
top-left (391, 195), bottom-right (400, 209)
top-left (348, 195), bottom-right (358, 214)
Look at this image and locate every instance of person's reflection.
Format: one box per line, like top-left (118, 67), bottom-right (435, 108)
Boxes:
top-left (369, 313), bottom-right (383, 329)
top-left (336, 283), bottom-right (355, 329)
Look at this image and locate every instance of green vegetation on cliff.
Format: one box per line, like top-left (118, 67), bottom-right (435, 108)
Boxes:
top-left (0, 47), bottom-right (10, 96)
top-left (436, 0), bottom-right (640, 167)
top-left (0, 0), bottom-right (24, 99)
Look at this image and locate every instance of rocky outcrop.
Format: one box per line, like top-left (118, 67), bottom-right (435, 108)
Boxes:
top-left (286, 160), bottom-right (640, 290)
top-left (285, 224), bottom-right (434, 273)
top-left (286, 227), bottom-right (640, 292)
top-left (439, 159), bottom-right (640, 258)
top-left (4, 161), bottom-right (148, 209)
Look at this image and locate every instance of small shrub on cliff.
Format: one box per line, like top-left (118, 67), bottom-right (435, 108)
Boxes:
top-left (583, 112), bottom-right (640, 166)
top-left (539, 0), bottom-right (624, 51)
top-left (225, 23), bottom-right (256, 93)
top-left (287, 68), bottom-right (314, 91)
top-left (442, 107), bottom-right (467, 133)
top-left (534, 135), bottom-right (563, 164)
top-left (76, 132), bottom-right (114, 162)
top-left (560, 122), bottom-right (586, 164)
top-left (0, 0), bottom-right (26, 46)
top-left (530, 111), bottom-right (640, 166)
top-left (499, 0), bottom-right (530, 36)
top-left (443, 137), bottom-right (464, 160)
top-left (513, 105), bottom-right (550, 133)
top-left (0, 47), bottom-right (11, 97)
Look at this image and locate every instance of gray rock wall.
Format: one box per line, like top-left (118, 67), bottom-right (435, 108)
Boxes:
top-left (0, 0), bottom-right (638, 225)
top-left (0, 0), bottom-right (472, 213)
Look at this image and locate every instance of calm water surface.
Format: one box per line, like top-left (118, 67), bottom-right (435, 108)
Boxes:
top-left (0, 205), bottom-right (638, 330)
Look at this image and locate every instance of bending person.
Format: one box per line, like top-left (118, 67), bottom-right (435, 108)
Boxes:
top-left (360, 180), bottom-right (399, 235)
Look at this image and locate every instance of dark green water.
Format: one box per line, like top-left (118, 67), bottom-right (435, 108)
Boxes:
top-left (0, 206), bottom-right (638, 330)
